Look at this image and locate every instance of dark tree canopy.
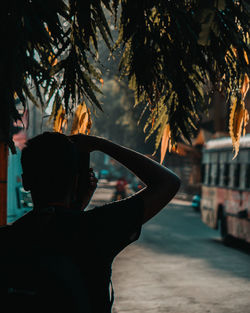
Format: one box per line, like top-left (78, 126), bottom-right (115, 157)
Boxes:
top-left (0, 0), bottom-right (249, 157)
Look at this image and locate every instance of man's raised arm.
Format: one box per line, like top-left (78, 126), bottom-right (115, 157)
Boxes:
top-left (71, 135), bottom-right (181, 224)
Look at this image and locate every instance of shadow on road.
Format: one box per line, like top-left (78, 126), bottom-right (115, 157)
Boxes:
top-left (211, 237), bottom-right (250, 255)
top-left (138, 203), bottom-right (250, 280)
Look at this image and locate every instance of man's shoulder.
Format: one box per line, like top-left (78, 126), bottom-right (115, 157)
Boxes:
top-left (0, 223), bottom-right (16, 235)
top-left (0, 224), bottom-right (11, 239)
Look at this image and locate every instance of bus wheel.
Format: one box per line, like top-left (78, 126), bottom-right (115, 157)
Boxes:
top-left (219, 212), bottom-right (232, 245)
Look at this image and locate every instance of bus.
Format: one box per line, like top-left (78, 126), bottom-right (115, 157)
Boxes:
top-left (201, 135), bottom-right (250, 244)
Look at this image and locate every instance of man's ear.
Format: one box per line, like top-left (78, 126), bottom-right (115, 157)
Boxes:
top-left (21, 173), bottom-right (30, 191)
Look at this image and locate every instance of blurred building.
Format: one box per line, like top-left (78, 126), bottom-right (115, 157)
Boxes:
top-left (7, 101), bottom-right (44, 223)
top-left (166, 89), bottom-right (250, 201)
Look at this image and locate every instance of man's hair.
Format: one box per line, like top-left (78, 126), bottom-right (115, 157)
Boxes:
top-left (21, 132), bottom-right (79, 202)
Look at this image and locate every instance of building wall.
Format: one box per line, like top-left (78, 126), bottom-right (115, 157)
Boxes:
top-left (164, 152), bottom-right (202, 201)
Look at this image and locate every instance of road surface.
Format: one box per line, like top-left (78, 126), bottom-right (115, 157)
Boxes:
top-left (90, 181), bottom-right (250, 313)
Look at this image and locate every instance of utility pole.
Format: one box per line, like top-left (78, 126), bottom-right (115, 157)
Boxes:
top-left (0, 142), bottom-right (8, 226)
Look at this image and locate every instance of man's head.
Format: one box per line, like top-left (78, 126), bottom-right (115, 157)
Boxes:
top-left (21, 132), bottom-right (80, 207)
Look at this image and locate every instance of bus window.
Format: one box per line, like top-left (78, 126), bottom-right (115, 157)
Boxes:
top-left (204, 164), bottom-right (208, 185)
top-left (223, 163), bottom-right (229, 186)
top-left (234, 164), bottom-right (240, 189)
top-left (211, 163), bottom-right (218, 186)
top-left (216, 164), bottom-right (220, 186)
top-left (210, 164), bottom-right (215, 185)
top-left (245, 164), bottom-right (250, 189)
top-left (201, 164), bottom-right (205, 184)
top-left (202, 152), bottom-right (209, 163)
top-left (201, 136), bottom-right (250, 245)
top-left (211, 153), bottom-right (218, 163)
top-left (219, 164), bottom-right (224, 186)
top-left (229, 164), bottom-right (234, 188)
top-left (208, 164), bottom-right (212, 185)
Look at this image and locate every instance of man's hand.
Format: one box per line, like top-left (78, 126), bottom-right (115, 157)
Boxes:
top-left (80, 168), bottom-right (98, 210)
top-left (69, 134), bottom-right (100, 153)
top-left (70, 134), bottom-right (180, 222)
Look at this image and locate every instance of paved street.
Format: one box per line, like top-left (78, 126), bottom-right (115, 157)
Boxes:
top-left (90, 181), bottom-right (250, 313)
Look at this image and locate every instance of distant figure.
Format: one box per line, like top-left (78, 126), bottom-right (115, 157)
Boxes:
top-left (113, 176), bottom-right (128, 200)
top-left (0, 132), bottom-right (180, 313)
top-left (131, 176), bottom-right (145, 193)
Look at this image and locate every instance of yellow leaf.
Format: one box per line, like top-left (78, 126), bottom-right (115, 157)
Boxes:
top-left (86, 108), bottom-right (92, 135)
top-left (241, 74), bottom-right (249, 100)
top-left (70, 103), bottom-right (92, 135)
top-left (243, 109), bottom-right (249, 136)
top-left (71, 103), bottom-right (86, 135)
top-left (226, 48), bottom-right (249, 158)
top-left (53, 105), bottom-right (67, 133)
top-left (45, 25), bottom-right (51, 36)
top-left (244, 50), bottom-right (249, 65)
top-left (229, 97), bottom-right (245, 159)
top-left (160, 124), bottom-right (171, 164)
top-left (79, 112), bottom-right (88, 134)
top-left (61, 118), bottom-right (68, 131)
top-left (239, 73), bottom-right (249, 137)
top-left (45, 26), bottom-right (58, 66)
top-left (48, 52), bottom-right (58, 66)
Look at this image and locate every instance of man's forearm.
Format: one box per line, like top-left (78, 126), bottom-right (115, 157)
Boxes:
top-left (94, 137), bottom-right (179, 188)
top-left (70, 134), bottom-right (180, 222)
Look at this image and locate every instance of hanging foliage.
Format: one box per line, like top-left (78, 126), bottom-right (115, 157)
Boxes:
top-left (0, 0), bottom-right (249, 159)
top-left (229, 71), bottom-right (250, 158)
top-left (53, 105), bottom-right (67, 133)
top-left (160, 124), bottom-right (171, 164)
top-left (116, 0), bottom-right (250, 160)
top-left (0, 0), bottom-right (112, 151)
top-left (70, 102), bottom-right (92, 135)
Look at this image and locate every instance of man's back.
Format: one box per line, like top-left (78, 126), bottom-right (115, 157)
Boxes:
top-left (13, 132), bottom-right (180, 312)
top-left (0, 211), bottom-right (91, 313)
top-left (0, 198), bottom-right (144, 313)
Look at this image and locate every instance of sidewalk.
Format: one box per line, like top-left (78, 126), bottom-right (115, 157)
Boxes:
top-left (170, 198), bottom-right (192, 206)
top-left (89, 180), bottom-right (192, 209)
top-left (88, 179), bottom-right (114, 209)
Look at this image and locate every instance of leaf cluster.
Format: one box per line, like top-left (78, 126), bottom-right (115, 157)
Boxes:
top-left (116, 0), bottom-right (250, 150)
top-left (1, 0), bottom-right (249, 156)
top-left (0, 0), bottom-right (116, 151)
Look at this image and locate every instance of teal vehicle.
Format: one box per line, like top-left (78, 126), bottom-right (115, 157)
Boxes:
top-left (191, 194), bottom-right (201, 212)
top-left (7, 149), bottom-right (32, 223)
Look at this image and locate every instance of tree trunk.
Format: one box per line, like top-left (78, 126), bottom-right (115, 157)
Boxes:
top-left (0, 142), bottom-right (8, 226)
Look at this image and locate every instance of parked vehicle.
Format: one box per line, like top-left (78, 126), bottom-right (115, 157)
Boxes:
top-left (191, 194), bottom-right (201, 212)
top-left (7, 149), bottom-right (32, 223)
top-left (201, 135), bottom-right (250, 244)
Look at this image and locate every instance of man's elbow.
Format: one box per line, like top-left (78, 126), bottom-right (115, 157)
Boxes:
top-left (171, 175), bottom-right (181, 196)
top-left (145, 173), bottom-right (181, 203)
top-left (175, 175), bottom-right (181, 191)
top-left (164, 174), bottom-right (181, 199)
